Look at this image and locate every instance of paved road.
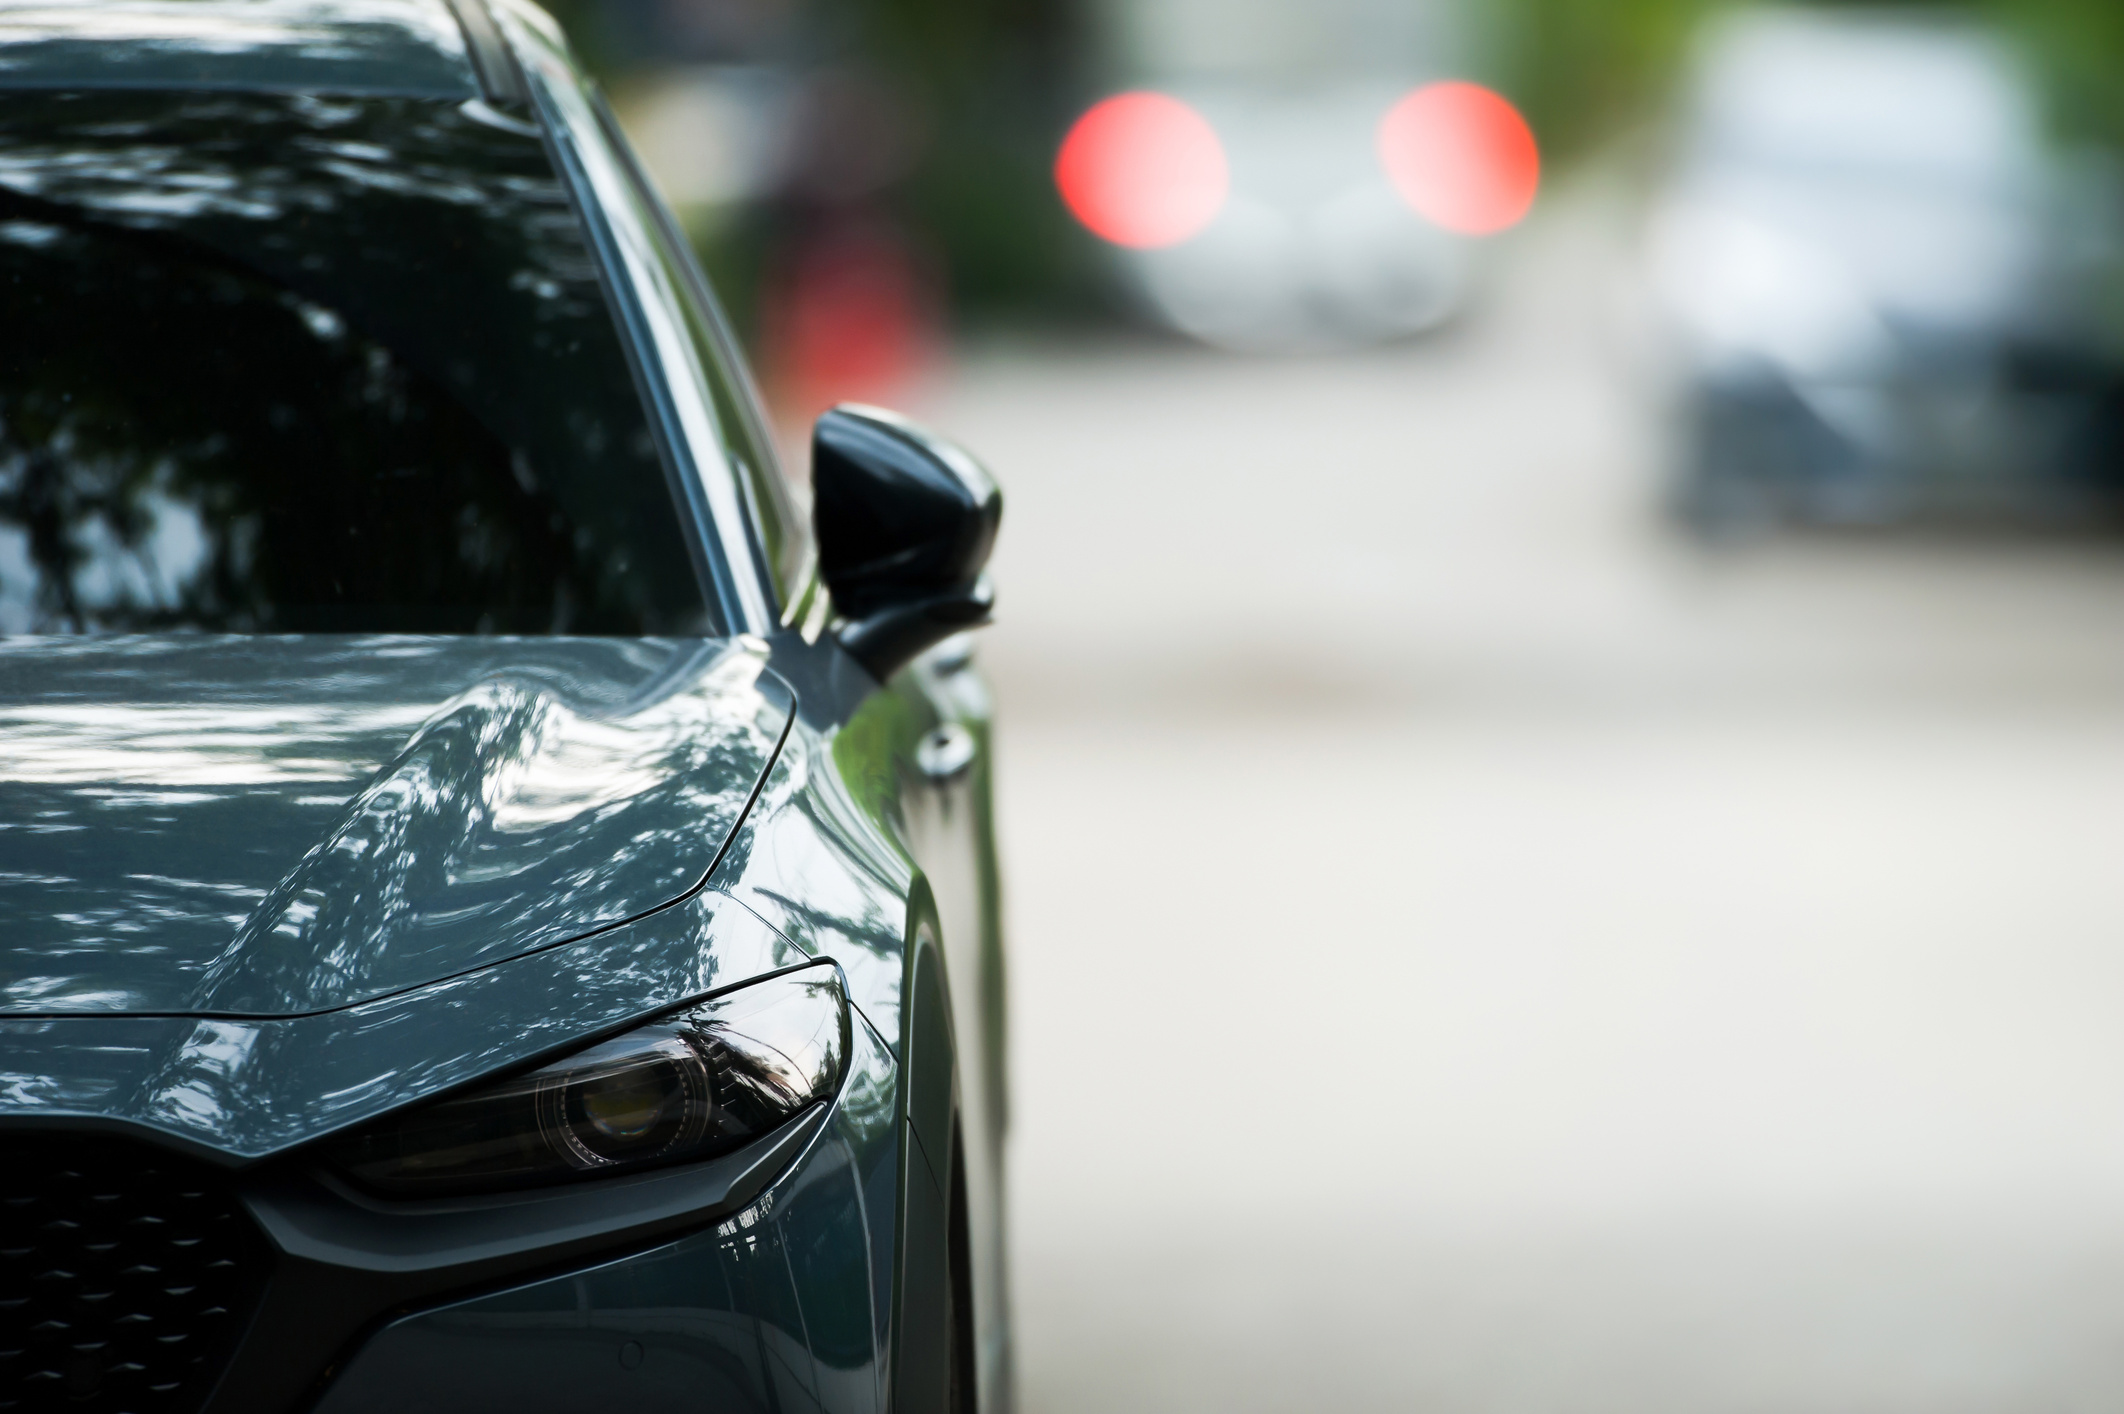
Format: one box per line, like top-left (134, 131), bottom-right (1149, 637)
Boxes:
top-left (911, 185), bottom-right (2124, 1413)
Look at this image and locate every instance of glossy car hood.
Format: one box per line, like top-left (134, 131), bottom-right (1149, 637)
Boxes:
top-left (0, 636), bottom-right (790, 1017)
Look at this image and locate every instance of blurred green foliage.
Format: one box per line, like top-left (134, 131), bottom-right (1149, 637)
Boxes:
top-left (1983, 0), bottom-right (2124, 149)
top-left (1497, 0), bottom-right (2124, 159)
top-left (1492, 0), bottom-right (1709, 162)
top-left (539, 0), bottom-right (1094, 327)
top-left (850, 0), bottom-right (1093, 317)
top-left (535, 0), bottom-right (2124, 328)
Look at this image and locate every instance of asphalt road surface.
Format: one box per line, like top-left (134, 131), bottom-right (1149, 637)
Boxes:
top-left (911, 183), bottom-right (2124, 1414)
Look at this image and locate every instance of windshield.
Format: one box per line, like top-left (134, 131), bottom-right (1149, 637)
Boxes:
top-left (0, 89), bottom-right (711, 634)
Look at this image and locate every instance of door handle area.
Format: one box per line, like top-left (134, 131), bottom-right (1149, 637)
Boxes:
top-left (915, 722), bottom-right (977, 783)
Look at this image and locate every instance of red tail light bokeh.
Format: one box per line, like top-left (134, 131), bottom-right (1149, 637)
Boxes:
top-left (1378, 81), bottom-right (1541, 236)
top-left (1054, 91), bottom-right (1229, 249)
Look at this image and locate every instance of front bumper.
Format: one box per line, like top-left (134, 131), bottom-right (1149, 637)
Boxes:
top-left (276, 1003), bottom-right (900, 1414)
top-left (305, 1106), bottom-right (879, 1414)
top-left (210, 1108), bottom-right (826, 1412)
top-left (1, 891), bottom-right (905, 1414)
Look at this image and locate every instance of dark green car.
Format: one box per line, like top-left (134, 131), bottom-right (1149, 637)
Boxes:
top-left (0, 3), bottom-right (1011, 1411)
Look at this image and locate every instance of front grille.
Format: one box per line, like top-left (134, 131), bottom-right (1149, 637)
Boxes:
top-left (0, 1137), bottom-right (272, 1413)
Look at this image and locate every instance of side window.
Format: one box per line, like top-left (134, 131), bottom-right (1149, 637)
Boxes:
top-left (593, 103), bottom-right (817, 616)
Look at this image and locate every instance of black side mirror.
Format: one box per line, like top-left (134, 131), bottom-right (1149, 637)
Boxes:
top-left (812, 404), bottom-right (1002, 681)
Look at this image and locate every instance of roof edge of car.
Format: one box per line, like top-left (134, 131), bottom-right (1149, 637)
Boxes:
top-left (441, 0), bottom-right (529, 110)
top-left (0, 0), bottom-right (487, 99)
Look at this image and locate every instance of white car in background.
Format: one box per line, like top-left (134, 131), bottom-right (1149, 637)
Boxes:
top-left (1078, 0), bottom-right (1487, 350)
top-left (1651, 9), bottom-right (2124, 529)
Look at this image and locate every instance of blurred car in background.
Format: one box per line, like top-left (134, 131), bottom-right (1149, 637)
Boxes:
top-left (1650, 9), bottom-right (2124, 529)
top-left (1063, 0), bottom-right (1531, 350)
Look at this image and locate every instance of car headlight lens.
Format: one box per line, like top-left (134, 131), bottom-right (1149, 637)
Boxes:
top-left (328, 966), bottom-right (847, 1196)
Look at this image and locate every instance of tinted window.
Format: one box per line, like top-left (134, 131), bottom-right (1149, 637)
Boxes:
top-left (0, 91), bottom-right (711, 634)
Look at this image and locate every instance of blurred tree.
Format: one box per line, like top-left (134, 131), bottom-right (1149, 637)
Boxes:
top-left (827, 0), bottom-right (1092, 317)
top-left (1490, 0), bottom-right (1708, 162)
top-left (539, 0), bottom-right (1092, 332)
top-left (1493, 0), bottom-right (2124, 159)
top-left (1972, 0), bottom-right (2124, 148)
top-left (526, 0), bottom-right (2124, 329)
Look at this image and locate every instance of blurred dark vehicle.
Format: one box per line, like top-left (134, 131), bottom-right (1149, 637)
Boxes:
top-left (1651, 9), bottom-right (2124, 530)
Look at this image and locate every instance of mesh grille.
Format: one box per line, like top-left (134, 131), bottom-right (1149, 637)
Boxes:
top-left (0, 1137), bottom-right (272, 1413)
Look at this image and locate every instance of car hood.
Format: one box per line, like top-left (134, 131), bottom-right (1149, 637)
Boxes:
top-left (0, 636), bottom-right (791, 1017)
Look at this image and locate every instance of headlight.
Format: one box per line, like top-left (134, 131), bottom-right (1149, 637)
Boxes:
top-left (327, 966), bottom-right (847, 1196)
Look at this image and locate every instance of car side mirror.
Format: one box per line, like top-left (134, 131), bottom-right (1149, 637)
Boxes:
top-left (812, 404), bottom-right (1002, 681)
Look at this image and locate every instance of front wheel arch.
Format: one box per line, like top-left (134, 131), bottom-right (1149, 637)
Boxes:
top-left (889, 906), bottom-right (975, 1413)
